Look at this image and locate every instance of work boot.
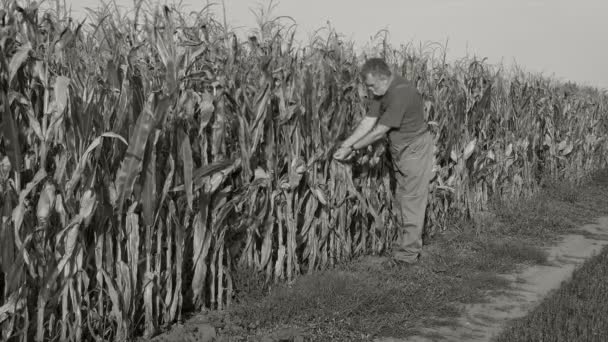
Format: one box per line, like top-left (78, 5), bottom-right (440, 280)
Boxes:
top-left (376, 252), bottom-right (419, 269)
top-left (392, 250), bottom-right (421, 264)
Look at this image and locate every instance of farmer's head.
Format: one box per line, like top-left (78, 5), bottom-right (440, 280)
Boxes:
top-left (360, 58), bottom-right (392, 96)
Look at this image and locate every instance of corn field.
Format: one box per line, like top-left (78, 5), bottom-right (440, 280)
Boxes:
top-left (1, 1), bottom-right (607, 341)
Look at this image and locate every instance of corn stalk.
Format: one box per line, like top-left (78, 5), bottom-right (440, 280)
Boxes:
top-left (0, 2), bottom-right (607, 341)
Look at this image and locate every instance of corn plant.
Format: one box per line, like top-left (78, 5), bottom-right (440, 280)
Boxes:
top-left (0, 1), bottom-right (607, 341)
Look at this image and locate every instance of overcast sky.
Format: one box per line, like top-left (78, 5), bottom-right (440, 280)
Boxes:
top-left (60, 0), bottom-right (608, 90)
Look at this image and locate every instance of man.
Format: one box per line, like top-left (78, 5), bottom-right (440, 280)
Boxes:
top-left (333, 58), bottom-right (434, 264)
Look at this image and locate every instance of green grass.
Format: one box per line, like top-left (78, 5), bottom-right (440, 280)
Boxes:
top-left (204, 170), bottom-right (608, 341)
top-left (493, 244), bottom-right (608, 342)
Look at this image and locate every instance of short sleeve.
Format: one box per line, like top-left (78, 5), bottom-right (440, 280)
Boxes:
top-left (366, 98), bottom-right (381, 118)
top-left (378, 85), bottom-right (412, 128)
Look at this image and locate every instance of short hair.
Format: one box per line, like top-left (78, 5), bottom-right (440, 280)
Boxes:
top-left (360, 58), bottom-right (392, 79)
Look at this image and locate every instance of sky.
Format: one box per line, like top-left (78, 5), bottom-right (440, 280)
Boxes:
top-left (58, 0), bottom-right (607, 90)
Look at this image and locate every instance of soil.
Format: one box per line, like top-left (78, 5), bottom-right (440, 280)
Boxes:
top-left (375, 216), bottom-right (608, 342)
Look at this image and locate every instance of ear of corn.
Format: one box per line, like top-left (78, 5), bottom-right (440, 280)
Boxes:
top-left (0, 2), bottom-right (607, 341)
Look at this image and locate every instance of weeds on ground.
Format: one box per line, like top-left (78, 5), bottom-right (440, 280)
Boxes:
top-left (221, 172), bottom-right (608, 341)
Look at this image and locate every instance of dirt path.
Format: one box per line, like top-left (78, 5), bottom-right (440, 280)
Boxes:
top-left (375, 216), bottom-right (608, 342)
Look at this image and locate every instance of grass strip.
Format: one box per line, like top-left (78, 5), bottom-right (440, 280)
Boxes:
top-left (493, 242), bottom-right (608, 342)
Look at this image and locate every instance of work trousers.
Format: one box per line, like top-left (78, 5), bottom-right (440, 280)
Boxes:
top-left (390, 131), bottom-right (434, 262)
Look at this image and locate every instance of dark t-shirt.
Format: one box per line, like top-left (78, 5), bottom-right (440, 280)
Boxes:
top-left (366, 75), bottom-right (427, 158)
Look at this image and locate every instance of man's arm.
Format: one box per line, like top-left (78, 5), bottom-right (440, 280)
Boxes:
top-left (339, 116), bottom-right (378, 148)
top-left (352, 123), bottom-right (391, 150)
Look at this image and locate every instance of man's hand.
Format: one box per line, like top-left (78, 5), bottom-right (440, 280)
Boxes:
top-left (333, 146), bottom-right (354, 161)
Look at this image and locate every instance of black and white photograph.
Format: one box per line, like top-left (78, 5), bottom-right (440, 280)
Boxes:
top-left (0, 0), bottom-right (607, 341)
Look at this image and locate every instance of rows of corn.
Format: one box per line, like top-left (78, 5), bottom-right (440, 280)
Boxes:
top-left (1, 1), bottom-right (607, 341)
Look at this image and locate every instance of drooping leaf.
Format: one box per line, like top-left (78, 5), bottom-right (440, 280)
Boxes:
top-left (126, 204), bottom-right (140, 304)
top-left (177, 89), bottom-right (200, 120)
top-left (168, 211), bottom-right (185, 322)
top-left (237, 114), bottom-right (252, 180)
top-left (0, 293), bottom-right (25, 324)
top-left (1, 206), bottom-right (15, 276)
top-left (505, 143), bottom-right (513, 158)
top-left (155, 155), bottom-right (175, 226)
top-left (54, 76), bottom-right (71, 116)
top-left (106, 60), bottom-right (121, 91)
top-left (114, 100), bottom-right (156, 212)
top-left (153, 26), bottom-right (177, 92)
top-left (450, 149), bottom-right (458, 162)
top-left (33, 60), bottom-right (47, 86)
top-left (100, 269), bottom-right (125, 324)
top-left (170, 158), bottom-right (236, 192)
top-left (199, 91), bottom-right (214, 129)
top-left (79, 189), bottom-right (97, 223)
top-left (191, 213), bottom-right (212, 307)
top-left (0, 155), bottom-right (11, 182)
top-left (36, 182), bottom-right (56, 225)
top-left (250, 82), bottom-right (271, 153)
top-left (131, 65), bottom-right (145, 127)
top-left (8, 42), bottom-right (31, 85)
top-left (153, 92), bottom-right (172, 128)
top-left (13, 169), bottom-right (47, 254)
top-left (100, 132), bottom-right (128, 145)
top-left (311, 186), bottom-right (328, 205)
top-left (179, 128), bottom-right (194, 211)
top-left (254, 167), bottom-right (270, 180)
top-left (54, 219), bottom-right (81, 275)
top-left (142, 269), bottom-right (156, 338)
top-left (141, 131), bottom-right (159, 227)
top-left (463, 138), bottom-right (477, 160)
top-left (1, 90), bottom-right (23, 172)
top-left (116, 260), bottom-right (133, 315)
top-left (66, 132), bottom-right (127, 197)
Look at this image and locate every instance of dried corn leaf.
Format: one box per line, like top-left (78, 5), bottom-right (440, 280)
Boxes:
top-left (54, 76), bottom-right (71, 116)
top-left (66, 132), bottom-right (126, 197)
top-left (126, 204), bottom-right (140, 312)
top-left (114, 103), bottom-right (155, 212)
top-left (8, 42), bottom-right (31, 85)
top-left (179, 128), bottom-right (194, 211)
top-left (100, 269), bottom-right (125, 325)
top-left (1, 90), bottom-right (22, 172)
top-left (463, 139), bottom-right (476, 161)
top-left (8, 90), bottom-right (43, 141)
top-left (141, 131), bottom-right (159, 227)
top-left (199, 91), bottom-right (214, 129)
top-left (191, 213), bottom-right (212, 306)
top-left (171, 158), bottom-right (236, 193)
top-left (0, 293), bottom-right (25, 324)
